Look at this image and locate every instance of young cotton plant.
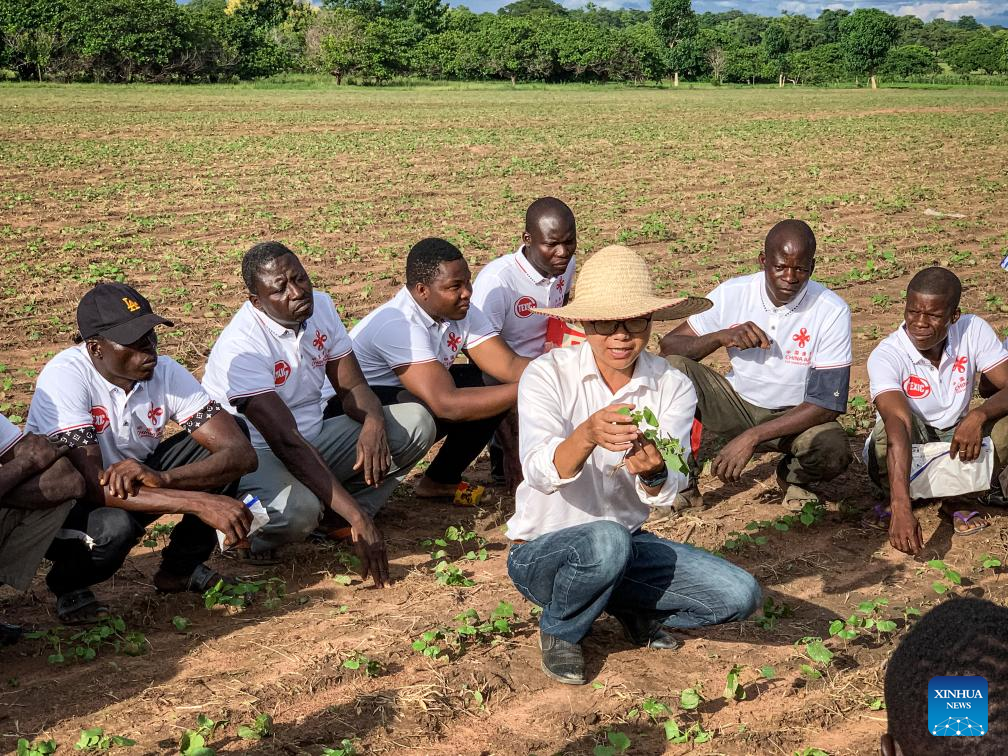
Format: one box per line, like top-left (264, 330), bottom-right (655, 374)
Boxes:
top-left (615, 406), bottom-right (688, 474)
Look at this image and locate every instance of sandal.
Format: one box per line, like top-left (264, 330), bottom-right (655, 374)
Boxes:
top-left (861, 503), bottom-right (891, 531)
top-left (950, 510), bottom-right (991, 537)
top-left (56, 588), bottom-right (111, 625)
top-left (154, 563), bottom-right (234, 594)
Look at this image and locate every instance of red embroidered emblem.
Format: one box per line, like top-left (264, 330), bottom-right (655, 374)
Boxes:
top-left (952, 356), bottom-right (967, 373)
top-left (903, 374), bottom-right (931, 399)
top-left (446, 332), bottom-right (461, 352)
top-left (274, 360), bottom-right (291, 386)
top-left (147, 405), bottom-right (163, 424)
top-left (313, 329), bottom-right (327, 351)
top-left (90, 406), bottom-right (110, 433)
top-left (514, 296), bottom-right (536, 318)
top-left (792, 328), bottom-right (811, 348)
top-left (555, 277), bottom-right (565, 292)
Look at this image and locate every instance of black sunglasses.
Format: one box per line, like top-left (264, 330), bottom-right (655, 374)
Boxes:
top-left (590, 317), bottom-right (651, 336)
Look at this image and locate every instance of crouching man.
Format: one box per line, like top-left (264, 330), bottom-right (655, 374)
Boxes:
top-left (505, 246), bottom-right (761, 685)
top-left (0, 416), bottom-right (85, 643)
top-left (26, 283), bottom-right (258, 623)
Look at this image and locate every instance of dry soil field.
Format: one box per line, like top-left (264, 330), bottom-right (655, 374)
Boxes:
top-left (1, 82), bottom-right (1008, 756)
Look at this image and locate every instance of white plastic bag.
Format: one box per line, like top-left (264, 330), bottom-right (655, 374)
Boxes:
top-left (217, 493), bottom-right (270, 551)
top-left (907, 438), bottom-right (994, 499)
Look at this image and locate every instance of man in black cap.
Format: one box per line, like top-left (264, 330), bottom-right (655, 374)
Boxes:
top-left (26, 282), bottom-right (258, 623)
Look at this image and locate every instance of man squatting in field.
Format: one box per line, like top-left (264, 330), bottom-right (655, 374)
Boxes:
top-left (864, 266), bottom-right (1008, 554)
top-left (506, 245), bottom-right (760, 685)
top-left (26, 283), bottom-right (258, 623)
top-left (202, 242), bottom-right (436, 584)
top-left (346, 237), bottom-right (530, 500)
top-left (661, 219), bottom-right (853, 509)
top-left (0, 414), bottom-right (85, 644)
top-left (471, 196), bottom-right (577, 490)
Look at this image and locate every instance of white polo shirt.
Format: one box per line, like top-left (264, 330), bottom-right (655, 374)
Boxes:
top-left (349, 287), bottom-right (497, 388)
top-left (470, 247), bottom-right (575, 359)
top-left (26, 345), bottom-right (213, 464)
top-left (202, 291), bottom-right (353, 449)
top-left (506, 341), bottom-right (695, 542)
top-left (0, 413), bottom-right (22, 458)
top-left (867, 315), bottom-right (1008, 429)
top-left (687, 272), bottom-right (852, 410)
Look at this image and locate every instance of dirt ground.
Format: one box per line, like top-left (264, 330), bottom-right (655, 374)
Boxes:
top-left (1, 83), bottom-right (1008, 755)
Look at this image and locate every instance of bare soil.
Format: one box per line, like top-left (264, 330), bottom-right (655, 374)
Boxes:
top-left (2, 83), bottom-right (1008, 755)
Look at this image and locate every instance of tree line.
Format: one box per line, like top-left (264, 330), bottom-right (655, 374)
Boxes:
top-left (1, 0), bottom-right (1006, 85)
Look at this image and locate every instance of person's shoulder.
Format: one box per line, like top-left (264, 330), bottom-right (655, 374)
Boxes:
top-left (717, 272), bottom-right (759, 292)
top-left (868, 329), bottom-right (903, 364)
top-left (351, 297), bottom-right (413, 342)
top-left (646, 351), bottom-right (692, 387)
top-left (474, 253), bottom-right (512, 282)
top-left (525, 344), bottom-right (576, 381)
top-left (311, 289), bottom-right (338, 313)
top-left (807, 279), bottom-right (850, 316)
top-left (38, 345), bottom-right (90, 381)
top-left (214, 301), bottom-right (259, 343)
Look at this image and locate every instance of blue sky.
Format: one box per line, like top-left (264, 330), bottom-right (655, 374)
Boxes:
top-left (450, 0), bottom-right (1008, 26)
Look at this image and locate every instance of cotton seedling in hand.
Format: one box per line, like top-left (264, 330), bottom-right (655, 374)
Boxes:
top-left (615, 406), bottom-right (688, 475)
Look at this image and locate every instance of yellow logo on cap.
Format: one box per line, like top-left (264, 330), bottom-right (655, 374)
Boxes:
top-left (122, 297), bottom-right (140, 312)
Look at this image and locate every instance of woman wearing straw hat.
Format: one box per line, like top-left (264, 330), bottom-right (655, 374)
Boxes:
top-left (505, 245), bottom-right (762, 685)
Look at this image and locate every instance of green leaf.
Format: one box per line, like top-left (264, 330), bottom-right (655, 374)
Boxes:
top-left (875, 620), bottom-right (897, 633)
top-left (759, 665), bottom-right (776, 679)
top-left (172, 616), bottom-right (191, 632)
top-left (828, 619), bottom-right (845, 637)
top-left (332, 574), bottom-right (353, 586)
top-left (607, 730), bottom-right (631, 752)
top-left (641, 407), bottom-right (659, 427)
top-left (237, 726), bottom-right (260, 740)
top-left (806, 640), bottom-right (833, 665)
top-left (663, 720), bottom-right (683, 741)
top-left (679, 687), bottom-right (701, 710)
top-left (616, 406), bottom-right (631, 416)
top-left (932, 581), bottom-right (948, 594)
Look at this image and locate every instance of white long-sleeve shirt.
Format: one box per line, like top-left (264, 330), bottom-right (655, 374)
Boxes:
top-left (506, 341), bottom-right (696, 542)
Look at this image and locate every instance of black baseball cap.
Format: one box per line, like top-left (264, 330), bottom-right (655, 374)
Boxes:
top-left (76, 283), bottom-right (173, 345)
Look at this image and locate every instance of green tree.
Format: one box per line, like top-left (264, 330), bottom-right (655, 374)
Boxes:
top-left (839, 7), bottom-right (898, 88)
top-left (498, 0), bottom-right (566, 17)
top-left (722, 44), bottom-right (771, 84)
top-left (790, 41), bottom-right (849, 84)
top-left (0, 0), bottom-right (73, 80)
top-left (761, 19), bottom-right (789, 86)
top-left (879, 44), bottom-right (938, 78)
top-left (651, 0), bottom-right (696, 85)
top-left (816, 8), bottom-right (849, 44)
top-left (942, 31), bottom-right (1005, 74)
top-left (305, 7), bottom-right (364, 82)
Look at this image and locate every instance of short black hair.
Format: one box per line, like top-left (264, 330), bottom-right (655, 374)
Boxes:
top-left (907, 266), bottom-right (962, 312)
top-left (764, 219), bottom-right (816, 259)
top-left (242, 241), bottom-right (296, 294)
top-left (885, 598), bottom-right (1008, 754)
top-left (405, 237), bottom-right (463, 288)
top-left (525, 197), bottom-right (575, 235)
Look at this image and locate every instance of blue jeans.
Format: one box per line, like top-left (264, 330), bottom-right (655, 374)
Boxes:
top-left (507, 521), bottom-right (761, 644)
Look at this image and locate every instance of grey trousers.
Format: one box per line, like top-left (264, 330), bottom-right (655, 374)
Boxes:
top-left (241, 404), bottom-right (436, 553)
top-left (0, 502), bottom-right (73, 591)
top-left (666, 355), bottom-right (852, 486)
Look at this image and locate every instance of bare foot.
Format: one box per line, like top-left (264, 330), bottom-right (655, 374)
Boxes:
top-left (414, 476), bottom-right (459, 499)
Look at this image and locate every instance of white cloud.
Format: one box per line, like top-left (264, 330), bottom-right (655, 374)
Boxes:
top-left (895, 1), bottom-right (1000, 20)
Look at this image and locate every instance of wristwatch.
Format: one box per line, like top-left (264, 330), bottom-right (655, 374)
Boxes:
top-left (639, 465), bottom-right (668, 489)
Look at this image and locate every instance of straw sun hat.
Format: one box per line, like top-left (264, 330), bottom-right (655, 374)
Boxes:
top-left (532, 245), bottom-right (712, 322)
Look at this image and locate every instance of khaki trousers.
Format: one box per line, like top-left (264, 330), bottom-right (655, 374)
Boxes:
top-left (666, 356), bottom-right (852, 486)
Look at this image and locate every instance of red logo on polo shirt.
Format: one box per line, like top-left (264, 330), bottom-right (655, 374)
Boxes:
top-left (147, 405), bottom-right (163, 425)
top-left (792, 328), bottom-right (811, 348)
top-left (274, 360), bottom-right (291, 386)
top-left (555, 277), bottom-right (565, 292)
top-left (90, 406), bottom-right (110, 433)
top-left (313, 329), bottom-right (327, 352)
top-left (514, 296), bottom-right (536, 318)
top-left (953, 356), bottom-right (967, 373)
top-left (903, 375), bottom-right (931, 399)
top-left (446, 332), bottom-right (461, 352)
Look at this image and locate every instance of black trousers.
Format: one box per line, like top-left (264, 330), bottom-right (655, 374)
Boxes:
top-left (45, 431), bottom-right (240, 597)
top-left (324, 363), bottom-right (505, 485)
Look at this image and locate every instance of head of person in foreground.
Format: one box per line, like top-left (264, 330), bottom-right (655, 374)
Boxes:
top-left (883, 597), bottom-right (1008, 755)
top-left (760, 219), bottom-right (816, 307)
top-left (534, 245), bottom-right (711, 386)
top-left (902, 266), bottom-right (962, 355)
top-left (406, 237), bottom-right (473, 322)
